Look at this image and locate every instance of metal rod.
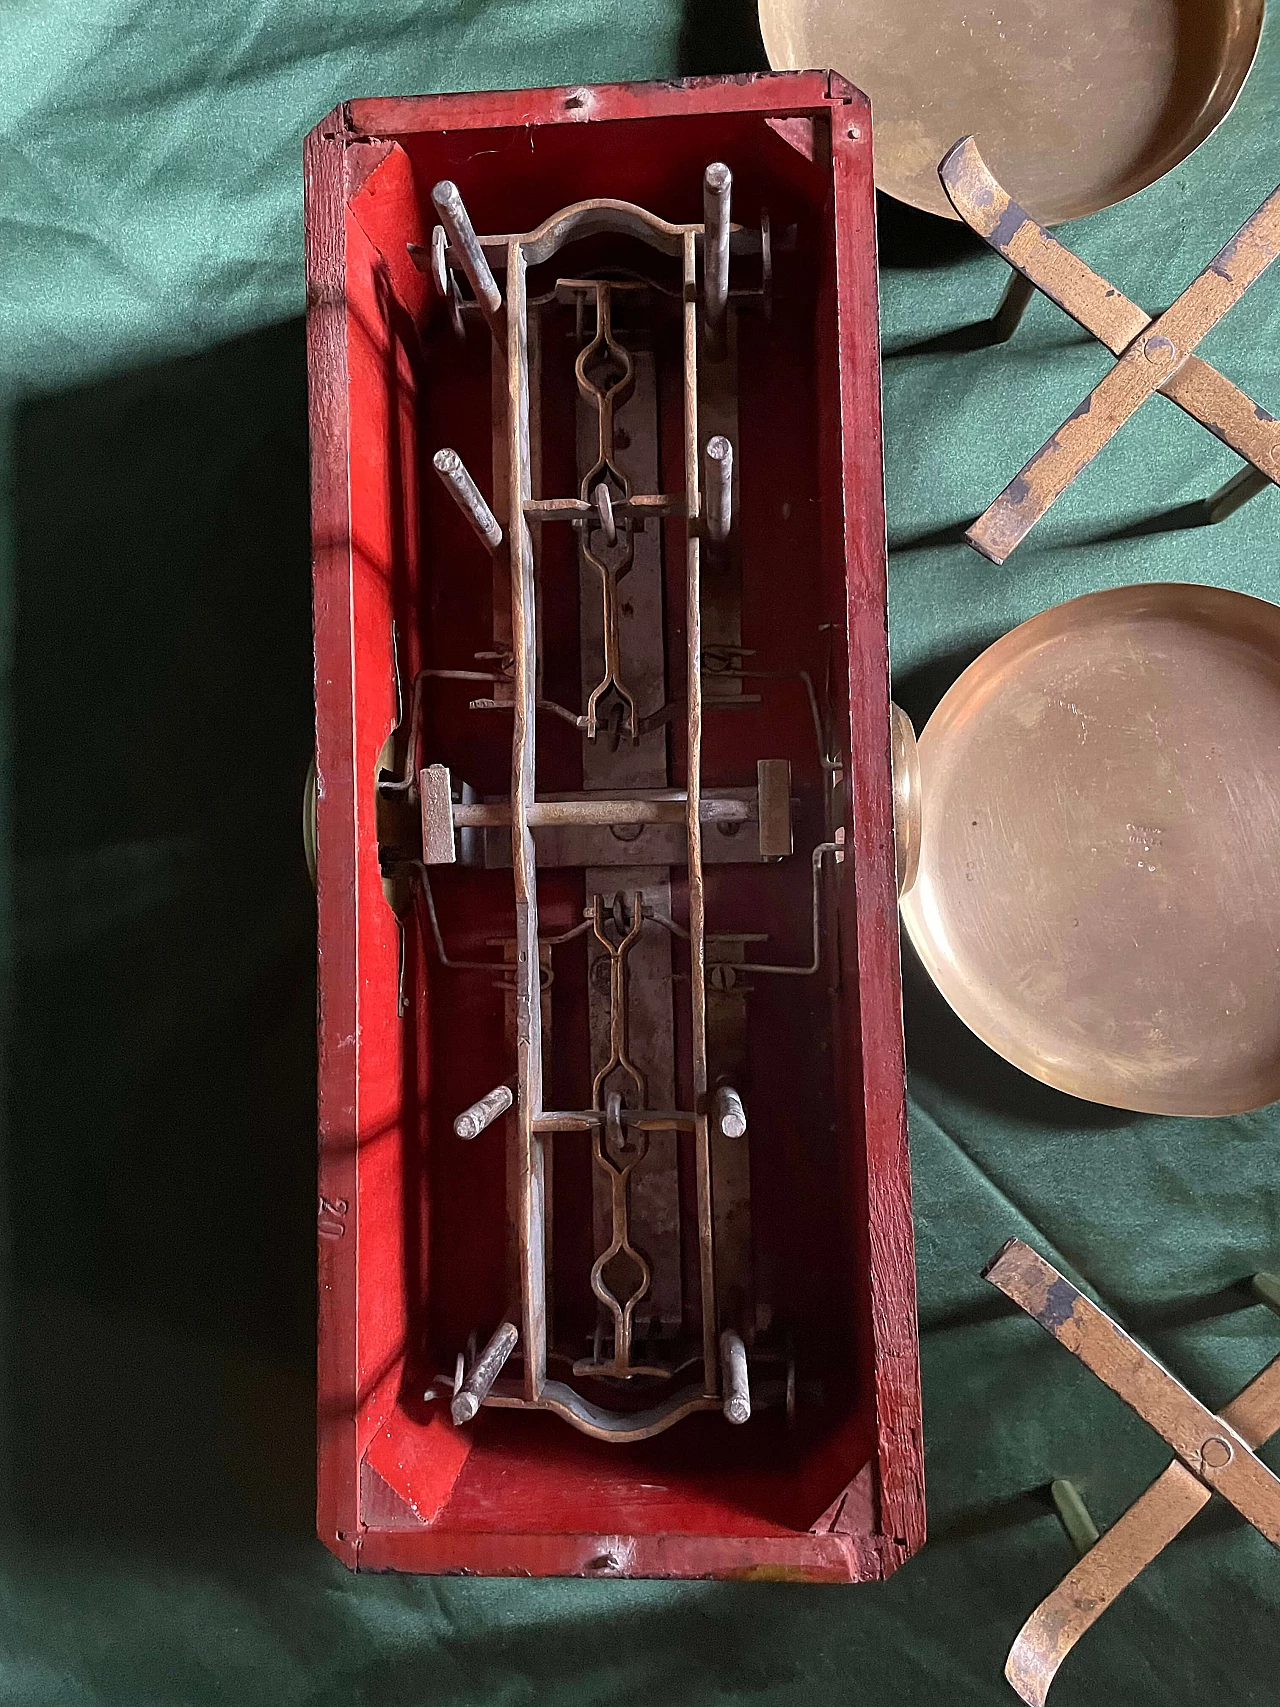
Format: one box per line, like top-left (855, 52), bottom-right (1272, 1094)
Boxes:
top-left (735, 842), bottom-right (838, 975)
top-left (990, 266), bottom-right (1036, 344)
top-left (454, 1084), bottom-right (513, 1139)
top-left (416, 869), bottom-right (585, 975)
top-left (506, 237), bottom-right (547, 1402)
top-left (591, 480), bottom-right (617, 545)
top-left (704, 435), bottom-right (733, 542)
top-left (682, 226), bottom-right (718, 1394)
top-left (433, 448), bottom-right (504, 550)
top-left (703, 162), bottom-right (732, 337)
top-left (451, 1321), bottom-right (519, 1423)
top-left (720, 1330), bottom-right (751, 1424)
top-left (714, 1085), bottom-right (747, 1139)
top-left (415, 870), bottom-right (512, 973)
top-left (451, 795), bottom-right (754, 829)
top-left (534, 1109), bottom-right (696, 1133)
top-left (1050, 1478), bottom-right (1100, 1557)
top-left (1204, 464), bottom-right (1271, 523)
top-left (431, 180), bottom-right (503, 322)
top-left (525, 492), bottom-right (686, 523)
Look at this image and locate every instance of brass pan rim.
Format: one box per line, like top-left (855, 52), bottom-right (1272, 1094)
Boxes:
top-left (899, 581), bottom-right (1280, 1117)
top-left (759, 0), bottom-right (1265, 225)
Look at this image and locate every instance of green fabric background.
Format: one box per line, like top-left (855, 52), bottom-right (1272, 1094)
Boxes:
top-left (2, 2), bottom-right (1278, 1701)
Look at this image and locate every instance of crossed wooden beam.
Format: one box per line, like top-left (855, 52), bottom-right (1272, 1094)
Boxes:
top-left (985, 1239), bottom-right (1280, 1704)
top-left (940, 138), bottom-right (1280, 563)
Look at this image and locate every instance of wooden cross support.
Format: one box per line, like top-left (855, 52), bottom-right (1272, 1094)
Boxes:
top-left (985, 1238), bottom-right (1280, 1705)
top-left (940, 139), bottom-right (1280, 563)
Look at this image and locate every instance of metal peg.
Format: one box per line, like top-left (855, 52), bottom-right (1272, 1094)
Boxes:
top-left (429, 224), bottom-right (449, 297)
top-left (1050, 1478), bottom-right (1100, 1557)
top-left (1203, 465), bottom-right (1271, 524)
top-left (720, 1329), bottom-right (751, 1424)
top-left (704, 436), bottom-right (733, 543)
top-left (703, 162), bottom-right (732, 336)
top-left (714, 1084), bottom-right (747, 1138)
top-left (433, 449), bottom-right (504, 551)
top-left (430, 180), bottom-right (503, 321)
top-left (451, 1321), bottom-right (519, 1423)
top-left (591, 480), bottom-right (617, 545)
top-left (454, 1083), bottom-right (513, 1139)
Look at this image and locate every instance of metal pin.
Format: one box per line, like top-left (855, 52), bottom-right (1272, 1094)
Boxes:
top-left (454, 1083), bottom-right (513, 1139)
top-left (452, 1321), bottom-right (519, 1423)
top-left (703, 162), bottom-right (732, 335)
top-left (592, 480), bottom-right (617, 545)
top-left (704, 436), bottom-right (733, 543)
top-left (430, 224), bottom-right (449, 298)
top-left (430, 180), bottom-right (503, 321)
top-left (433, 449), bottom-right (504, 551)
top-left (720, 1330), bottom-right (751, 1424)
top-left (714, 1084), bottom-right (747, 1139)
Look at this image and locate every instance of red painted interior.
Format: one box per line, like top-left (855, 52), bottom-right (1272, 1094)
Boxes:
top-left (307, 73), bottom-right (923, 1580)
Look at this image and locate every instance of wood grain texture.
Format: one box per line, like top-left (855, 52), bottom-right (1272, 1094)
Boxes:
top-left (828, 79), bottom-right (926, 1561)
top-left (305, 113), bottom-right (361, 1568)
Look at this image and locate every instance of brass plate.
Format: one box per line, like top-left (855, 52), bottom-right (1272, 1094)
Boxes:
top-left (899, 584), bottom-right (1280, 1115)
top-left (759, 0), bottom-right (1263, 224)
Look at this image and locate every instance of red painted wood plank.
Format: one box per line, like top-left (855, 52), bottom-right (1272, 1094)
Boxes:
top-left (359, 1525), bottom-right (885, 1582)
top-left (347, 70), bottom-right (842, 142)
top-left (829, 82), bottom-right (926, 1561)
top-left (305, 113), bottom-right (362, 1567)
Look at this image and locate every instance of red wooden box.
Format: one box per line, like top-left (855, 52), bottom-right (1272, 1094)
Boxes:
top-left (305, 71), bottom-right (923, 1580)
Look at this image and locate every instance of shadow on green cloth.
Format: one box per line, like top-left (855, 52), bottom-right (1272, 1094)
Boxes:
top-left (6, 318), bottom-right (318, 1544)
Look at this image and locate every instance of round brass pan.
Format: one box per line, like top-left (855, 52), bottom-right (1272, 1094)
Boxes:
top-left (898, 584), bottom-right (1280, 1115)
top-left (759, 0), bottom-right (1264, 224)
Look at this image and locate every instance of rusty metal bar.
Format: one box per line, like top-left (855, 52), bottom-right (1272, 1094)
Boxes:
top-left (534, 1108), bottom-right (696, 1133)
top-left (451, 1321), bottom-right (519, 1422)
top-left (525, 492), bottom-right (686, 522)
top-left (451, 794), bottom-right (754, 829)
top-left (704, 435), bottom-right (733, 542)
top-left (755, 756), bottom-right (793, 857)
top-left (939, 139), bottom-right (1280, 562)
top-left (506, 237), bottom-right (547, 1401)
top-left (576, 282), bottom-right (639, 742)
top-left (1006, 1352), bottom-right (1280, 1706)
top-left (985, 1239), bottom-right (1280, 1545)
top-left (432, 202), bottom-right (768, 270)
top-left (433, 448), bottom-right (504, 550)
top-left (940, 137), bottom-right (1280, 480)
top-left (431, 180), bottom-right (503, 324)
top-left (454, 1084), bottom-right (513, 1139)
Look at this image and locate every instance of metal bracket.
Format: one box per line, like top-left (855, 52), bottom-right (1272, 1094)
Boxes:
top-left (986, 1238), bottom-right (1280, 1705)
top-left (940, 137), bottom-right (1280, 561)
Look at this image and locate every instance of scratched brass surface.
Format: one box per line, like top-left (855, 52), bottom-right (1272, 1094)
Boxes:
top-left (898, 583), bottom-right (1280, 1114)
top-left (759, 0), bottom-right (1263, 223)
